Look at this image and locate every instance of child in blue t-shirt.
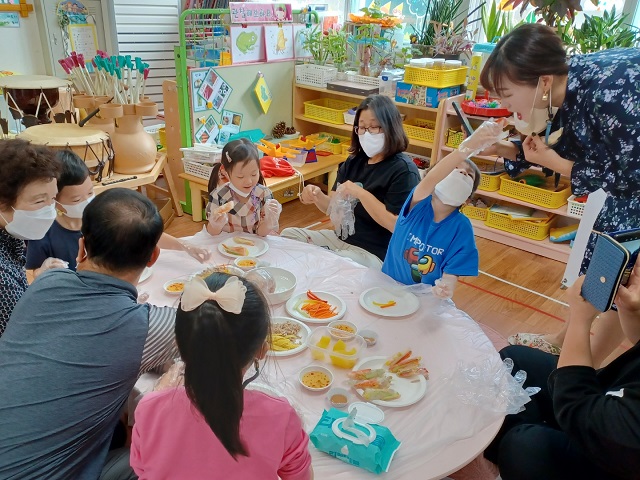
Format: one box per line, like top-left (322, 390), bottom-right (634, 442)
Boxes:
top-left (380, 120), bottom-right (508, 296)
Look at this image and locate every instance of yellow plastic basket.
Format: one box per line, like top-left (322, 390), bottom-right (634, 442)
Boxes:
top-left (341, 143), bottom-right (351, 155)
top-left (404, 66), bottom-right (468, 88)
top-left (403, 118), bottom-right (436, 143)
top-left (486, 211), bottom-right (556, 240)
top-left (472, 158), bottom-right (507, 192)
top-left (304, 98), bottom-right (359, 125)
top-left (306, 132), bottom-right (351, 153)
top-left (461, 203), bottom-right (491, 221)
top-left (446, 129), bottom-right (465, 148)
top-left (499, 173), bottom-right (571, 208)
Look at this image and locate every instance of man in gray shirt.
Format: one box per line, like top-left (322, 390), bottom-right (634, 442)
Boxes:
top-left (0, 188), bottom-right (178, 479)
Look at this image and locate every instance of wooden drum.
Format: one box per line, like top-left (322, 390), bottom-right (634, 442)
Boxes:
top-left (0, 75), bottom-right (70, 127)
top-left (18, 124), bottom-right (115, 182)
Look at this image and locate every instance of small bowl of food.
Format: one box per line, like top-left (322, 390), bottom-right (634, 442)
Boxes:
top-left (163, 279), bottom-right (185, 295)
top-left (260, 267), bottom-right (296, 305)
top-left (328, 320), bottom-right (358, 339)
top-left (234, 256), bottom-right (261, 271)
top-left (359, 329), bottom-right (378, 347)
top-left (299, 365), bottom-right (333, 393)
top-left (327, 387), bottom-right (350, 408)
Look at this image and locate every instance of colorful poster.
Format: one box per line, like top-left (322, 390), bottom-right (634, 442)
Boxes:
top-left (56, 0), bottom-right (88, 24)
top-left (221, 110), bottom-right (242, 133)
top-left (190, 70), bottom-right (207, 112)
top-left (264, 24), bottom-right (294, 62)
top-left (254, 75), bottom-right (272, 114)
top-left (0, 12), bottom-right (20, 28)
top-left (230, 25), bottom-right (265, 64)
top-left (229, 2), bottom-right (292, 23)
top-left (197, 68), bottom-right (233, 113)
top-left (194, 116), bottom-right (220, 145)
top-left (293, 24), bottom-right (312, 58)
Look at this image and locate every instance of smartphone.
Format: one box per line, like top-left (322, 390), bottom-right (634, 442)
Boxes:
top-left (452, 101), bottom-right (474, 137)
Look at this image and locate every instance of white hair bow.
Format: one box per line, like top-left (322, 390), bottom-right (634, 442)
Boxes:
top-left (180, 276), bottom-right (247, 314)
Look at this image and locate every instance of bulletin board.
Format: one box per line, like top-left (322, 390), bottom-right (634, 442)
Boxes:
top-left (186, 61), bottom-right (294, 147)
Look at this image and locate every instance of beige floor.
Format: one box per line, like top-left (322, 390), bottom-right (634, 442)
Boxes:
top-left (166, 199), bottom-right (630, 362)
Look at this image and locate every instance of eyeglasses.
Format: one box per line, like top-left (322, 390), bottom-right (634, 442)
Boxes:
top-left (354, 126), bottom-right (383, 135)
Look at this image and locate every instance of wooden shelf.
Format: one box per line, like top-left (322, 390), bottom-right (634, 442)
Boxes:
top-left (470, 219), bottom-right (571, 263)
top-left (294, 114), bottom-right (434, 150)
top-left (294, 83), bottom-right (439, 114)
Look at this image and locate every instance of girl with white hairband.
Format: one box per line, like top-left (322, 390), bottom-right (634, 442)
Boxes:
top-left (205, 139), bottom-right (282, 237)
top-left (131, 272), bottom-right (313, 479)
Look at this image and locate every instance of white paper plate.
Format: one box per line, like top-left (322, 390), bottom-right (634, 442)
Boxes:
top-left (218, 236), bottom-right (269, 258)
top-left (352, 356), bottom-right (427, 408)
top-left (138, 266), bottom-right (152, 284)
top-left (267, 317), bottom-right (311, 357)
top-left (359, 287), bottom-right (420, 318)
top-left (285, 291), bottom-right (347, 324)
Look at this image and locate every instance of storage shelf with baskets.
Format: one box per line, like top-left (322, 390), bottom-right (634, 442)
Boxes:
top-left (433, 94), bottom-right (580, 263)
top-left (293, 83), bottom-right (439, 157)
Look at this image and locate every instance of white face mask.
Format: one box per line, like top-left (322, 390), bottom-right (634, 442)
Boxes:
top-left (434, 170), bottom-right (474, 207)
top-left (228, 181), bottom-right (253, 198)
top-left (59, 194), bottom-right (95, 219)
top-left (359, 131), bottom-right (385, 158)
top-left (0, 204), bottom-right (57, 240)
top-left (512, 79), bottom-right (562, 146)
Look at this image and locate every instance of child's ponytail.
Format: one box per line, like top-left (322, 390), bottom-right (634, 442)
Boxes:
top-left (175, 273), bottom-right (270, 459)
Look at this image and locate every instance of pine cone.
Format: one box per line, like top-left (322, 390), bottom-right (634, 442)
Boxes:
top-left (272, 121), bottom-right (286, 138)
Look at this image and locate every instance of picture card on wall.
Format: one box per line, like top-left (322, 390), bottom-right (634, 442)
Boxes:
top-left (254, 74), bottom-right (272, 114)
top-left (293, 24), bottom-right (313, 58)
top-left (230, 25), bottom-right (265, 64)
top-left (264, 24), bottom-right (294, 62)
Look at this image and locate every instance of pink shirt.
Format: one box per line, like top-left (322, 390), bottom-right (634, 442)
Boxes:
top-left (131, 387), bottom-right (312, 480)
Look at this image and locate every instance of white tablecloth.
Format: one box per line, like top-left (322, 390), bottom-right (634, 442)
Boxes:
top-left (142, 230), bottom-right (503, 480)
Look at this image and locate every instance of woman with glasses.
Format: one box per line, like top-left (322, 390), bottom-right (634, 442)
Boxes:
top-left (282, 95), bottom-right (420, 269)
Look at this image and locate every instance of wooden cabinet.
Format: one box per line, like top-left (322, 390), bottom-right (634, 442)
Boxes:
top-left (433, 94), bottom-right (578, 263)
top-left (292, 83), bottom-right (442, 161)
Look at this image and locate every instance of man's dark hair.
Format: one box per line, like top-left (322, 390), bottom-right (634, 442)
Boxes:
top-left (82, 188), bottom-right (163, 272)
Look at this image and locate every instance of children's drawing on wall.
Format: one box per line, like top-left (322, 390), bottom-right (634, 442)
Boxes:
top-left (293, 25), bottom-right (313, 58)
top-left (0, 12), bottom-right (20, 28)
top-left (56, 0), bottom-right (88, 23)
top-left (197, 68), bottom-right (233, 113)
top-left (230, 26), bottom-right (265, 64)
top-left (190, 70), bottom-right (207, 112)
top-left (264, 25), bottom-right (294, 62)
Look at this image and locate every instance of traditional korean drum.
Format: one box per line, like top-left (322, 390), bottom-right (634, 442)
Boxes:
top-left (0, 75), bottom-right (70, 127)
top-left (18, 123), bottom-right (114, 182)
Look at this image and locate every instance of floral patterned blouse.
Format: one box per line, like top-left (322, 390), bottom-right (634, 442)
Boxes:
top-left (505, 48), bottom-right (640, 272)
top-left (0, 228), bottom-right (28, 336)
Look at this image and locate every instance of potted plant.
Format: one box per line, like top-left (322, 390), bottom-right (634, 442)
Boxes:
top-left (504, 0), bottom-right (597, 27)
top-left (410, 0), bottom-right (484, 51)
top-left (301, 26), bottom-right (349, 69)
top-left (481, 0), bottom-right (513, 42)
top-left (566, 6), bottom-right (640, 53)
top-left (432, 22), bottom-right (477, 59)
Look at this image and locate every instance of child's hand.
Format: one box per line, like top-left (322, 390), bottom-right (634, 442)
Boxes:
top-left (522, 134), bottom-right (563, 169)
top-left (433, 277), bottom-right (455, 299)
top-left (616, 263), bottom-right (640, 316)
top-left (458, 119), bottom-right (508, 157)
top-left (300, 184), bottom-right (321, 205)
top-left (35, 257), bottom-right (69, 278)
top-left (208, 212), bottom-right (227, 230)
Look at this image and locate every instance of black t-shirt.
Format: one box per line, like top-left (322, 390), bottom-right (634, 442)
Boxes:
top-left (25, 220), bottom-right (82, 271)
top-left (334, 152), bottom-right (420, 260)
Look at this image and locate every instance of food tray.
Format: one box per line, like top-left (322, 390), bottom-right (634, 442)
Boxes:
top-left (567, 195), bottom-right (585, 218)
top-left (295, 64), bottom-right (338, 87)
top-left (306, 326), bottom-right (366, 369)
top-left (183, 160), bottom-right (213, 180)
top-left (499, 174), bottom-right (571, 208)
top-left (403, 66), bottom-right (468, 88)
top-left (304, 98), bottom-right (359, 125)
top-left (403, 118), bottom-right (436, 143)
top-left (446, 129), bottom-right (465, 148)
top-left (473, 158), bottom-right (508, 192)
top-left (486, 211), bottom-right (555, 240)
top-left (461, 100), bottom-right (511, 117)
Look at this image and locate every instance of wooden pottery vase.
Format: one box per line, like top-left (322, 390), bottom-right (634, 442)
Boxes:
top-left (110, 102), bottom-right (158, 174)
top-left (74, 95), bottom-right (115, 135)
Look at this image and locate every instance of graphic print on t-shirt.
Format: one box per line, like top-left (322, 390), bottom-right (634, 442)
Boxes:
top-left (402, 232), bottom-right (444, 284)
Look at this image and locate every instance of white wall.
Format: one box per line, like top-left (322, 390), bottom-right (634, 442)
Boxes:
top-left (0, 13), bottom-right (47, 74)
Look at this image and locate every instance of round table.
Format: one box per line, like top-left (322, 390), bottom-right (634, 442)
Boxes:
top-left (143, 231), bottom-right (504, 479)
